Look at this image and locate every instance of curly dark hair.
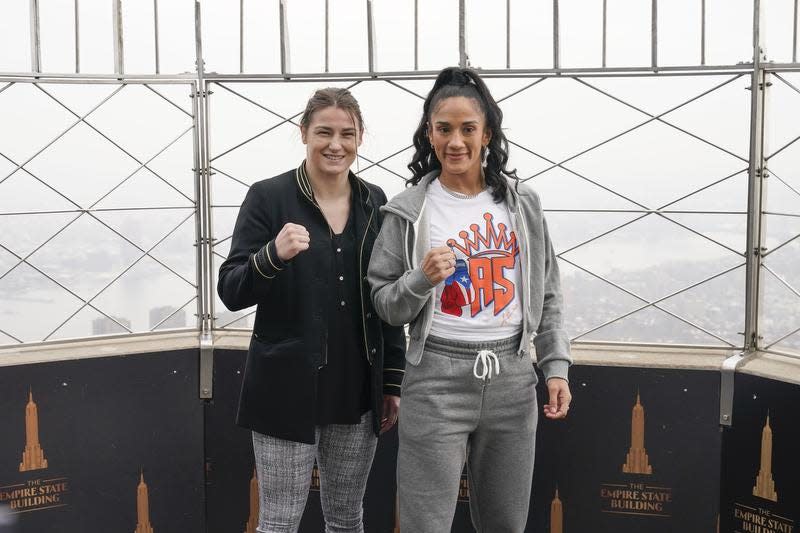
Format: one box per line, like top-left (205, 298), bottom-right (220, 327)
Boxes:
top-left (407, 67), bottom-right (519, 202)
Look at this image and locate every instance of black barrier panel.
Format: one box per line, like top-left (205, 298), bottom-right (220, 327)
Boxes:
top-left (720, 373), bottom-right (799, 533)
top-left (528, 365), bottom-right (721, 533)
top-left (0, 350), bottom-right (204, 533)
top-left (205, 348), bottom-right (398, 533)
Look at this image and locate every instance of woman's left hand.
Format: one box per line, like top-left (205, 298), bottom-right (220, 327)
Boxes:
top-left (544, 378), bottom-right (572, 420)
top-left (380, 395), bottom-right (401, 434)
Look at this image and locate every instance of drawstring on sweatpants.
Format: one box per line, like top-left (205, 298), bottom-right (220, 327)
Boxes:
top-left (473, 349), bottom-right (500, 380)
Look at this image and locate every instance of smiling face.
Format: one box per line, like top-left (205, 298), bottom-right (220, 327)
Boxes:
top-left (301, 105), bottom-right (362, 181)
top-left (428, 96), bottom-right (491, 183)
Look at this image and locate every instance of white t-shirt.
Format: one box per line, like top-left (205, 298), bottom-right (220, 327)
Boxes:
top-left (427, 179), bottom-right (523, 341)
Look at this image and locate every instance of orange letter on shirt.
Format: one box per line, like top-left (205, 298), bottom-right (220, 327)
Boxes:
top-left (469, 257), bottom-right (494, 317)
top-left (491, 255), bottom-right (515, 315)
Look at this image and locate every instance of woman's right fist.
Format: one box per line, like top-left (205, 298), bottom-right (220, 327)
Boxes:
top-left (421, 246), bottom-right (456, 285)
top-left (274, 223), bottom-right (310, 261)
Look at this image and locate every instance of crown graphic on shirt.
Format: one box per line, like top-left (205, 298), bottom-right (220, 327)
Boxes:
top-left (447, 212), bottom-right (518, 257)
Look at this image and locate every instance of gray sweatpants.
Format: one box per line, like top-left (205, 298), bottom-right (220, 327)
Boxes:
top-left (397, 334), bottom-right (538, 533)
top-left (252, 412), bottom-right (377, 533)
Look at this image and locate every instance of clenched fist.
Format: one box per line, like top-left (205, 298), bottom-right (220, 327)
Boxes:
top-left (274, 223), bottom-right (310, 261)
top-left (421, 246), bottom-right (456, 285)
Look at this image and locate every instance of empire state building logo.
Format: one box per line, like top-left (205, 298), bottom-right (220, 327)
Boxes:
top-left (135, 472), bottom-right (154, 533)
top-left (19, 389), bottom-right (48, 472)
top-left (550, 487), bottom-right (563, 533)
top-left (752, 413), bottom-right (778, 502)
top-left (622, 391), bottom-right (653, 475)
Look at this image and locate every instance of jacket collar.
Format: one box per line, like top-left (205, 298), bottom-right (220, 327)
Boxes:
top-left (295, 160), bottom-right (372, 208)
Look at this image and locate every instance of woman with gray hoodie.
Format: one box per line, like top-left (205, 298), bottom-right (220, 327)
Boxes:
top-left (367, 67), bottom-right (573, 532)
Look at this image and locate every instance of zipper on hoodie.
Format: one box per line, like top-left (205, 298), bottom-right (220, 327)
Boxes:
top-left (358, 184), bottom-right (375, 366)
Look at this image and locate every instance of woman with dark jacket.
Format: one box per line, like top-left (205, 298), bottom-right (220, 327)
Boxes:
top-left (218, 87), bottom-right (406, 533)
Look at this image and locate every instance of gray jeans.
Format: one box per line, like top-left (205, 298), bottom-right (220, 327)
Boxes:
top-left (397, 334), bottom-right (538, 533)
top-left (252, 412), bottom-right (377, 533)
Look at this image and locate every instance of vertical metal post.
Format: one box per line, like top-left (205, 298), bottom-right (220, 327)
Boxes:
top-left (112, 0), bottom-right (124, 75)
top-left (30, 0), bottom-right (41, 73)
top-left (553, 0), bottom-right (560, 69)
top-left (721, 0), bottom-right (769, 428)
top-left (458, 0), bottom-right (467, 68)
top-left (701, 0), bottom-right (706, 65)
top-left (325, 0), bottom-right (330, 72)
top-left (414, 0), bottom-right (419, 70)
top-left (74, 0), bottom-right (80, 73)
top-left (794, 0), bottom-right (798, 63)
top-left (279, 0), bottom-right (290, 76)
top-left (506, 0), bottom-right (511, 69)
top-left (153, 0), bottom-right (160, 74)
top-left (651, 0), bottom-right (658, 69)
top-left (744, 0), bottom-right (768, 353)
top-left (602, 0), bottom-right (607, 67)
top-left (195, 1), bottom-right (214, 399)
top-left (239, 0), bottom-right (244, 73)
top-left (367, 0), bottom-right (376, 73)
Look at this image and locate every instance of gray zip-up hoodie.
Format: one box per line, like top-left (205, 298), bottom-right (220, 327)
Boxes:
top-left (367, 171), bottom-right (571, 382)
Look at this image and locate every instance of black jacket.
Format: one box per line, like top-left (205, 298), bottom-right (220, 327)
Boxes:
top-left (218, 164), bottom-right (406, 444)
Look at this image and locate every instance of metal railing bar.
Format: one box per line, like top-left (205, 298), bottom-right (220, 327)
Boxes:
top-left (657, 168), bottom-right (748, 210)
top-left (112, 0), bottom-right (124, 75)
top-left (654, 212), bottom-right (744, 256)
top-left (30, 0), bottom-right (41, 73)
top-left (83, 125), bottom-right (197, 209)
top-left (356, 146), bottom-right (414, 175)
top-left (701, 0), bottom-right (706, 65)
top-left (209, 166), bottom-right (251, 189)
top-left (568, 259), bottom-right (744, 344)
top-left (212, 235), bottom-right (232, 247)
top-left (768, 169), bottom-right (800, 201)
top-left (218, 308), bottom-right (257, 329)
top-left (209, 80), bottom-right (362, 161)
top-left (0, 327), bottom-right (23, 344)
top-left (148, 295), bottom-right (197, 331)
top-left (556, 213), bottom-right (650, 256)
top-left (33, 84), bottom-right (196, 207)
top-left (325, 0), bottom-right (330, 72)
top-left (762, 264), bottom-right (800, 299)
top-left (510, 139), bottom-right (650, 210)
top-left (651, 0), bottom-right (658, 69)
top-left (74, 0), bottom-right (80, 73)
top-left (496, 77), bottom-right (547, 103)
top-left (527, 75), bottom-right (746, 181)
top-left (0, 206), bottom-right (194, 216)
top-left (367, 0), bottom-right (376, 74)
top-left (794, 0), bottom-right (799, 64)
top-left (506, 0), bottom-right (511, 69)
top-left (553, 0), bottom-right (560, 69)
top-left (602, 0), bottom-right (607, 68)
top-left (239, 0), bottom-right (244, 74)
top-left (0, 152), bottom-right (83, 213)
top-left (763, 211), bottom-right (800, 218)
top-left (356, 153), bottom-right (408, 182)
top-left (279, 0), bottom-right (289, 76)
top-left (459, 0), bottom-right (467, 68)
top-left (764, 324), bottom-right (800, 350)
top-left (543, 208), bottom-right (746, 214)
top-left (563, 256), bottom-right (742, 345)
top-left (760, 347), bottom-right (800, 359)
top-left (144, 84), bottom-right (194, 117)
top-left (414, 0), bottom-right (418, 71)
top-left (772, 72), bottom-right (800, 96)
top-left (0, 82), bottom-right (13, 95)
top-left (88, 211), bottom-right (197, 287)
top-left (762, 231), bottom-right (800, 258)
top-left (384, 79), bottom-right (426, 100)
top-left (154, 0), bottom-right (160, 74)
top-left (41, 211), bottom-right (196, 341)
top-left (576, 77), bottom-right (749, 163)
top-left (0, 85), bottom-right (126, 187)
top-left (765, 131), bottom-right (800, 161)
top-left (0, 239), bottom-right (135, 336)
